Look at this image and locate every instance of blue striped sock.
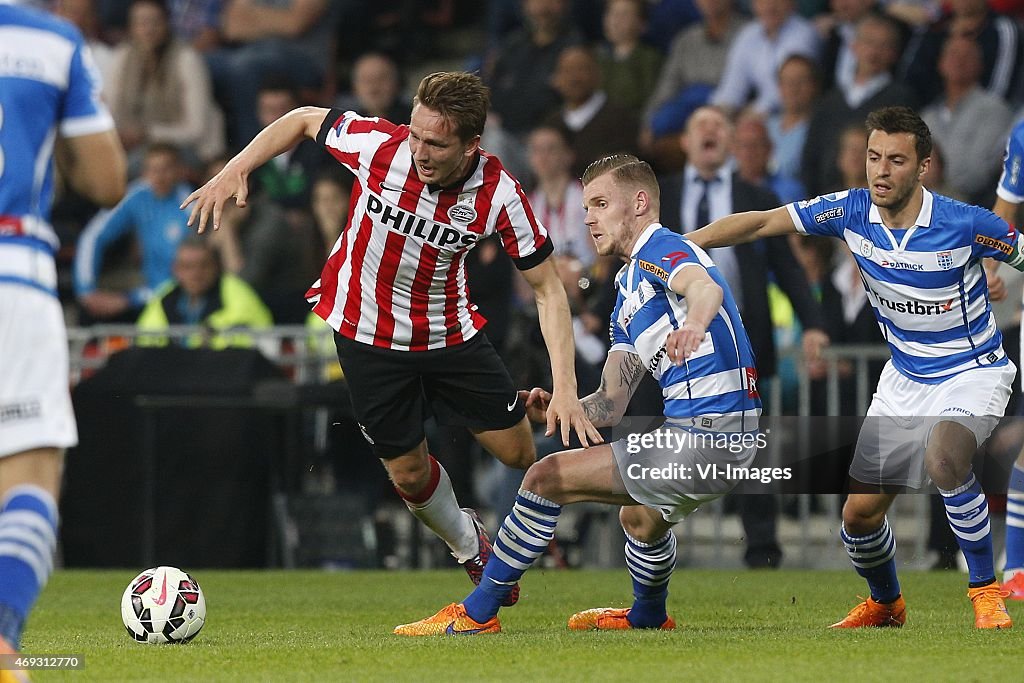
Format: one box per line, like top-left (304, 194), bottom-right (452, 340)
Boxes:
top-left (840, 518), bottom-right (900, 603)
top-left (940, 473), bottom-right (995, 585)
top-left (624, 531), bottom-right (676, 628)
top-left (1005, 463), bottom-right (1024, 578)
top-left (462, 490), bottom-right (560, 623)
top-left (0, 485), bottom-right (58, 648)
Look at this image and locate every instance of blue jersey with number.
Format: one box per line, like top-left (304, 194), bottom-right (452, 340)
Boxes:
top-left (610, 224), bottom-right (761, 431)
top-left (786, 188), bottom-right (1021, 383)
top-left (0, 4), bottom-right (113, 255)
top-left (997, 119), bottom-right (1024, 205)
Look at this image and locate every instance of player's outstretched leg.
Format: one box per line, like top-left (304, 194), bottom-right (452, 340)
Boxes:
top-left (569, 528), bottom-right (677, 631)
top-left (939, 472), bottom-right (1012, 629)
top-left (1004, 458), bottom-right (1024, 600)
top-left (394, 489), bottom-right (561, 636)
top-left (832, 517), bottom-right (906, 628)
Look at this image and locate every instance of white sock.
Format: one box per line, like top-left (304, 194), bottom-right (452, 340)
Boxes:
top-left (402, 457), bottom-right (478, 562)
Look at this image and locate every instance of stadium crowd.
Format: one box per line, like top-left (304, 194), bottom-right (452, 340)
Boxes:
top-left (34, 0), bottom-right (1024, 570)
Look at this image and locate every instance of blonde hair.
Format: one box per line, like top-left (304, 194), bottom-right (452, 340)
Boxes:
top-left (582, 154), bottom-right (660, 205)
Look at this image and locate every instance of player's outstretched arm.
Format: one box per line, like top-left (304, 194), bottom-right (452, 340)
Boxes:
top-left (665, 266), bottom-right (722, 364)
top-left (580, 350), bottom-right (646, 428)
top-left (687, 205), bottom-right (797, 249)
top-left (180, 106), bottom-right (329, 233)
top-left (521, 258), bottom-right (603, 447)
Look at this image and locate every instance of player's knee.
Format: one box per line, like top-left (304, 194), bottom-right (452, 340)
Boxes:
top-left (383, 452), bottom-right (431, 496)
top-left (618, 508), bottom-right (661, 543)
top-left (521, 456), bottom-right (562, 501)
top-left (842, 502), bottom-right (886, 535)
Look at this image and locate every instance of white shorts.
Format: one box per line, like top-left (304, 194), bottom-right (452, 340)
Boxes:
top-left (0, 282), bottom-right (77, 458)
top-left (850, 360), bottom-right (1015, 489)
top-left (611, 422), bottom-right (759, 523)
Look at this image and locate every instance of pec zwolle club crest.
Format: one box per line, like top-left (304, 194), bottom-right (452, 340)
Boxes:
top-left (860, 239), bottom-right (873, 258)
top-left (936, 250), bottom-right (953, 270)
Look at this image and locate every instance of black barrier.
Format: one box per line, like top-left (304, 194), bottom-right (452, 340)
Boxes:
top-left (61, 347), bottom-right (285, 568)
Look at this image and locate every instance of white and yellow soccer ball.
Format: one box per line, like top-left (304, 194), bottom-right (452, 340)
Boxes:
top-left (121, 566), bottom-right (206, 643)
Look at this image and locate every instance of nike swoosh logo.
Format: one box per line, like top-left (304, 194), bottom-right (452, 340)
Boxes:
top-left (507, 396), bottom-right (518, 411)
top-left (445, 623), bottom-right (489, 635)
top-left (153, 572), bottom-right (168, 606)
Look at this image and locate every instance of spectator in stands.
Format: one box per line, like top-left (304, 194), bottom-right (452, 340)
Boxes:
top-left (250, 79), bottom-right (332, 211)
top-left (767, 54), bottom-right (820, 183)
top-left (204, 159), bottom-right (320, 324)
top-left (801, 12), bottom-right (915, 196)
top-left (814, 0), bottom-right (909, 91)
top-left (334, 52), bottom-right (410, 125)
top-left (525, 123), bottom-right (597, 272)
top-left (596, 0), bottom-right (663, 113)
top-left (710, 0), bottom-right (821, 115)
top-left (74, 143), bottom-right (192, 323)
top-left (208, 0), bottom-right (335, 146)
top-left (104, 0), bottom-right (225, 174)
top-left (901, 0), bottom-right (1022, 106)
top-left (484, 0), bottom-right (582, 137)
top-left (733, 113), bottom-right (807, 204)
top-left (642, 0), bottom-right (744, 170)
top-left (138, 236), bottom-right (273, 348)
top-left (545, 45), bottom-right (640, 179)
top-left (660, 105), bottom-right (830, 568)
top-left (921, 36), bottom-right (1013, 204)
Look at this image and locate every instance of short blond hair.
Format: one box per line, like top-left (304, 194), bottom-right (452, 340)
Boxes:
top-left (582, 154), bottom-right (660, 205)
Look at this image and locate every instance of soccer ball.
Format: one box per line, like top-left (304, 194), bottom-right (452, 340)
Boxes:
top-left (121, 566), bottom-right (206, 643)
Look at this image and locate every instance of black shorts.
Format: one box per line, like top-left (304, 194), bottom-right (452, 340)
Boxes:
top-left (334, 332), bottom-right (527, 458)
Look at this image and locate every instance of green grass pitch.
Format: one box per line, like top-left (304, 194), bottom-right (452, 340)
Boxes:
top-left (22, 569), bottom-right (1023, 681)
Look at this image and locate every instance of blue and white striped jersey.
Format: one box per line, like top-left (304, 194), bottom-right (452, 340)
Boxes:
top-left (611, 224), bottom-right (762, 431)
top-left (997, 118), bottom-right (1024, 204)
top-left (0, 3), bottom-right (114, 255)
top-left (787, 188), bottom-right (1021, 383)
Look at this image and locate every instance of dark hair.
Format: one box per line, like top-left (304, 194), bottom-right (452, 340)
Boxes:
top-left (528, 120), bottom-right (575, 148)
top-left (865, 106), bottom-right (932, 161)
top-left (413, 72), bottom-right (490, 141)
top-left (582, 154), bottom-right (660, 203)
top-left (778, 53), bottom-right (821, 87)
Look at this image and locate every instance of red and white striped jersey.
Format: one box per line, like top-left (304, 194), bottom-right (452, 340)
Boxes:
top-left (307, 109), bottom-right (552, 350)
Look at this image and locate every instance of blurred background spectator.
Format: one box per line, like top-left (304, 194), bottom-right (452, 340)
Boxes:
top-left (137, 236), bottom-right (273, 348)
top-left (333, 52), bottom-right (410, 124)
top-left (73, 144), bottom-right (192, 324)
top-left (104, 0), bottom-right (224, 175)
top-left (545, 45), bottom-right (640, 178)
top-left (596, 0), bottom-right (663, 112)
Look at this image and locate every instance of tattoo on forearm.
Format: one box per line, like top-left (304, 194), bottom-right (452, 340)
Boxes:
top-left (582, 393), bottom-right (616, 425)
top-left (618, 353), bottom-right (646, 391)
